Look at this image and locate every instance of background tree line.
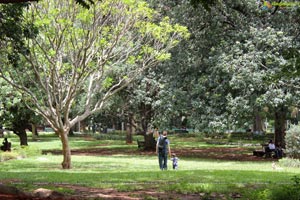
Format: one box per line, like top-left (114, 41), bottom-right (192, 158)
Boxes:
top-left (0, 0), bottom-right (300, 168)
top-left (93, 0), bottom-right (300, 149)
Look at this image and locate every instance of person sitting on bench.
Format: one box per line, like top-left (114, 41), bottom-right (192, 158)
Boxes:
top-left (266, 140), bottom-right (279, 158)
top-left (276, 142), bottom-right (284, 158)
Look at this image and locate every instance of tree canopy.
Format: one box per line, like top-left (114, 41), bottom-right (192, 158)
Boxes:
top-left (0, 0), bottom-right (189, 168)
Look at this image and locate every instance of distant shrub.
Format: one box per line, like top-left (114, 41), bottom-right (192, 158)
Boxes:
top-left (227, 132), bottom-right (253, 140)
top-left (285, 125), bottom-right (300, 159)
top-left (106, 130), bottom-right (125, 135)
top-left (204, 132), bottom-right (225, 139)
top-left (279, 158), bottom-right (300, 168)
top-left (95, 134), bottom-right (126, 141)
top-left (0, 146), bottom-right (41, 162)
top-left (176, 132), bottom-right (202, 138)
top-left (0, 151), bottom-right (19, 161)
top-left (15, 146), bottom-right (42, 157)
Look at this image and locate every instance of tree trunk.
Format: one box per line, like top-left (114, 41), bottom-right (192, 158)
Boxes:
top-left (126, 114), bottom-right (133, 144)
top-left (144, 133), bottom-right (156, 150)
top-left (290, 107), bottom-right (299, 125)
top-left (19, 131), bottom-right (28, 146)
top-left (126, 124), bottom-right (133, 144)
top-left (14, 129), bottom-right (28, 146)
top-left (274, 106), bottom-right (287, 148)
top-left (31, 124), bottom-right (38, 141)
top-left (69, 127), bottom-right (74, 136)
top-left (60, 130), bottom-right (72, 169)
top-left (139, 102), bottom-right (155, 150)
top-left (253, 111), bottom-right (264, 134)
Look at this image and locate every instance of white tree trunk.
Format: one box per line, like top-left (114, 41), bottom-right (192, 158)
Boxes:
top-left (60, 130), bottom-right (71, 169)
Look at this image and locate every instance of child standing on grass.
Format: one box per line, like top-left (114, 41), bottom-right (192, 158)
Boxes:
top-left (171, 153), bottom-right (179, 170)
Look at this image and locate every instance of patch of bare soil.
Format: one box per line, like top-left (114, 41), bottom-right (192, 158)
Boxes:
top-left (0, 183), bottom-right (233, 200)
top-left (55, 185), bottom-right (209, 200)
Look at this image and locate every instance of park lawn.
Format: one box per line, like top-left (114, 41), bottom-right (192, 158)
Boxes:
top-left (0, 133), bottom-right (299, 199)
top-left (0, 154), bottom-right (299, 199)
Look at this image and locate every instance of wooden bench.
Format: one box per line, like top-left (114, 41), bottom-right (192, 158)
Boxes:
top-left (253, 150), bottom-right (265, 157)
top-left (137, 138), bottom-right (157, 150)
top-left (137, 139), bottom-right (145, 149)
top-left (263, 144), bottom-right (279, 158)
top-left (253, 144), bottom-right (276, 158)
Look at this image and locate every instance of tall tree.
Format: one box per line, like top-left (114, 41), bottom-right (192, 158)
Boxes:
top-left (0, 3), bottom-right (40, 145)
top-left (210, 1), bottom-right (300, 145)
top-left (147, 0), bottom-right (300, 143)
top-left (0, 0), bottom-right (188, 169)
top-left (0, 78), bottom-right (40, 145)
top-left (145, 0), bottom-right (252, 132)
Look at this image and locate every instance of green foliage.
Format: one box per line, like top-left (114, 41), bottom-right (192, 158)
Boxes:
top-left (141, 0), bottom-right (300, 136)
top-left (103, 77), bottom-right (114, 89)
top-left (0, 145), bottom-right (41, 161)
top-left (190, 0), bottom-right (218, 10)
top-left (255, 189), bottom-right (272, 200)
top-left (286, 125), bottom-right (300, 159)
top-left (14, 145), bottom-right (42, 157)
top-left (0, 151), bottom-right (19, 161)
top-left (2, 0), bottom-right (188, 132)
top-left (0, 3), bottom-right (37, 66)
top-left (279, 48), bottom-right (300, 79)
top-left (269, 176), bottom-right (300, 200)
top-left (279, 158), bottom-right (300, 168)
top-left (0, 0), bottom-right (188, 169)
top-left (217, 25), bottom-right (295, 127)
top-left (75, 0), bottom-right (95, 9)
top-left (0, 78), bottom-right (41, 140)
top-left (94, 133), bottom-right (126, 141)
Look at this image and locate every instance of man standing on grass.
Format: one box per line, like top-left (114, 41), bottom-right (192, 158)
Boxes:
top-left (156, 131), bottom-right (171, 170)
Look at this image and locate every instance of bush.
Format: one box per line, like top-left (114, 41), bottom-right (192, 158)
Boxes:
top-left (270, 176), bottom-right (300, 200)
top-left (175, 132), bottom-right (203, 138)
top-left (95, 134), bottom-right (126, 141)
top-left (279, 158), bottom-right (300, 168)
top-left (252, 176), bottom-right (300, 200)
top-left (285, 125), bottom-right (300, 159)
top-left (255, 189), bottom-right (272, 200)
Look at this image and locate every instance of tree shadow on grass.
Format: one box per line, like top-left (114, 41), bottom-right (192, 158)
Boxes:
top-left (42, 146), bottom-right (277, 162)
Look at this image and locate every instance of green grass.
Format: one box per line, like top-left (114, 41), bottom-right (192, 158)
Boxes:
top-left (1, 133), bottom-right (300, 199)
top-left (0, 154), bottom-right (299, 198)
